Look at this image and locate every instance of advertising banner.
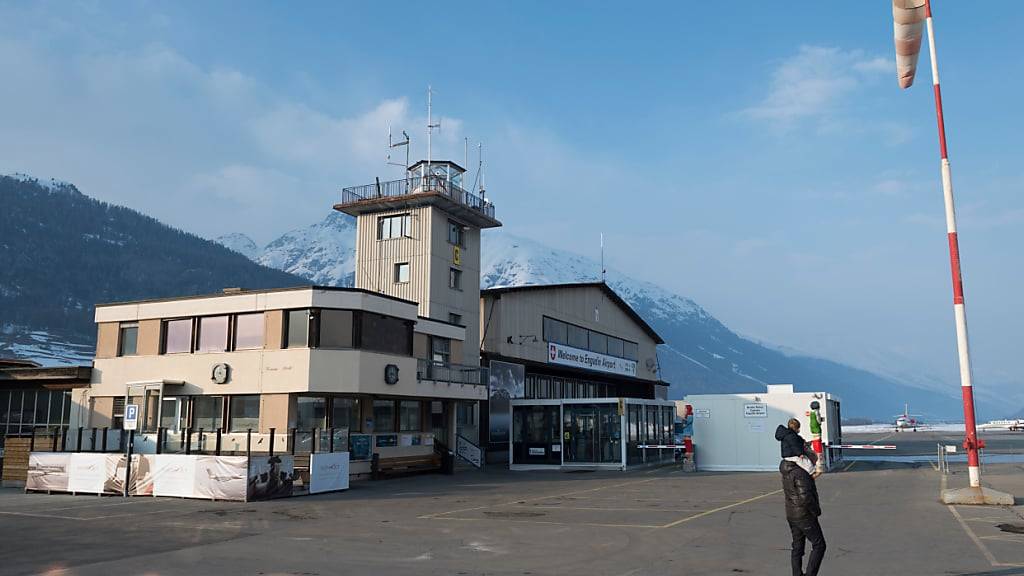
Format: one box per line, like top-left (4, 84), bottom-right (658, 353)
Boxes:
top-left (547, 342), bottom-right (637, 377)
top-left (488, 360), bottom-right (525, 444)
top-left (26, 453), bottom-right (71, 492)
top-left (67, 453), bottom-right (124, 495)
top-left (247, 454), bottom-right (298, 500)
top-left (193, 456), bottom-right (247, 501)
top-left (309, 452), bottom-right (350, 494)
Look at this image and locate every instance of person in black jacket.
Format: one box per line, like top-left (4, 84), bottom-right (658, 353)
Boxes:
top-left (776, 418), bottom-right (808, 460)
top-left (779, 428), bottom-right (826, 576)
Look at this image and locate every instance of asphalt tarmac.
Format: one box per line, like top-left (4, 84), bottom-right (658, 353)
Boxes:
top-left (2, 441), bottom-right (1023, 576)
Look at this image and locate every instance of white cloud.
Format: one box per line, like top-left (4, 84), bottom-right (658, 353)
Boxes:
top-left (741, 45), bottom-right (894, 131)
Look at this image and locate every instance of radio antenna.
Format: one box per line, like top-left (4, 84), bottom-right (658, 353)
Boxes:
top-left (600, 233), bottom-right (606, 282)
top-left (426, 86), bottom-right (440, 176)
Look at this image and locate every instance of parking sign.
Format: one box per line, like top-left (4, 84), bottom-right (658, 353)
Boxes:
top-left (124, 404), bottom-right (139, 431)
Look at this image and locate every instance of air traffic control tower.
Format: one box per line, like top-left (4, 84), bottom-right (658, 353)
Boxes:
top-left (334, 160), bottom-right (500, 368)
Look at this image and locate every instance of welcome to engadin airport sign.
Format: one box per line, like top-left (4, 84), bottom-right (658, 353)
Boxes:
top-left (547, 342), bottom-right (637, 377)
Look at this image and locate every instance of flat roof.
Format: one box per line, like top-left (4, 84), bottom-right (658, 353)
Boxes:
top-left (481, 282), bottom-right (665, 345)
top-left (95, 285), bottom-right (418, 308)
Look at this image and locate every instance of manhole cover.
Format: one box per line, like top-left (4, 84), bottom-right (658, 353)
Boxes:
top-left (483, 510), bottom-right (546, 518)
top-left (996, 523), bottom-right (1024, 534)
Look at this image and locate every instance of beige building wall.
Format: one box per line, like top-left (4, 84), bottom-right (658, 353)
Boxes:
top-left (481, 285), bottom-right (662, 382)
top-left (96, 322), bottom-right (119, 359)
top-left (354, 206), bottom-right (433, 312)
top-left (137, 319), bottom-right (161, 356)
top-left (264, 310), bottom-right (283, 350)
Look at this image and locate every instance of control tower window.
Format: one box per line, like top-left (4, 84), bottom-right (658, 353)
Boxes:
top-left (378, 213), bottom-right (411, 240)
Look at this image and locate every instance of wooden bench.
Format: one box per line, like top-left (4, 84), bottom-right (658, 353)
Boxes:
top-left (371, 454), bottom-right (442, 480)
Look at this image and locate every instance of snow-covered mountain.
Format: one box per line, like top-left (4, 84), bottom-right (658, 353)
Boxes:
top-left (216, 212), bottom-right (972, 419)
top-left (218, 212), bottom-right (356, 287)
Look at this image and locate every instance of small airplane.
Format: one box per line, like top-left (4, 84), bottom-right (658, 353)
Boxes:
top-left (894, 404), bottom-right (925, 432)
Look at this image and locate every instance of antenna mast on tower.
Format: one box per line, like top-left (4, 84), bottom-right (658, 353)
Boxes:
top-left (426, 86), bottom-right (440, 177)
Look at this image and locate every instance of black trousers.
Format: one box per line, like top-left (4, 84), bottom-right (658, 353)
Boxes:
top-left (789, 517), bottom-right (826, 576)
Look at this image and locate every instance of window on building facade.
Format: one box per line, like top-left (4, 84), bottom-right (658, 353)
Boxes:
top-left (297, 397), bottom-right (327, 430)
top-left (448, 313), bottom-right (462, 325)
top-left (229, 395), bottom-right (260, 432)
top-left (360, 313), bottom-right (412, 355)
top-left (197, 315), bottom-right (230, 352)
top-left (377, 213), bottom-right (411, 240)
top-left (607, 336), bottom-right (624, 358)
top-left (318, 309), bottom-right (354, 349)
top-left (373, 400), bottom-right (395, 433)
top-left (543, 317), bottom-right (568, 345)
top-left (285, 309), bottom-right (310, 348)
top-left (589, 332), bottom-right (608, 355)
top-left (330, 398), bottom-right (360, 432)
top-left (623, 341), bottom-right (639, 361)
top-left (193, 396), bottom-right (223, 430)
top-left (399, 400), bottom-right (421, 432)
top-left (163, 319), bottom-right (193, 354)
top-left (568, 324), bottom-right (588, 349)
top-left (431, 337), bottom-right (451, 364)
top-left (118, 323), bottom-right (138, 357)
top-left (234, 313), bottom-right (264, 350)
top-left (448, 220), bottom-right (464, 246)
top-left (394, 262), bottom-right (410, 283)
top-left (0, 390), bottom-right (72, 439)
top-left (448, 267), bottom-right (462, 290)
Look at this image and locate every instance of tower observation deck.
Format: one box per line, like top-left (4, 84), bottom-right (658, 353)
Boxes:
top-left (335, 160), bottom-right (500, 229)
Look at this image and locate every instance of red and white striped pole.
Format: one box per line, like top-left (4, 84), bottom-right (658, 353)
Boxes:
top-left (893, 0), bottom-right (984, 488)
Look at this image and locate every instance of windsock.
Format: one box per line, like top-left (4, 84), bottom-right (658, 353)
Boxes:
top-left (892, 0), bottom-right (928, 88)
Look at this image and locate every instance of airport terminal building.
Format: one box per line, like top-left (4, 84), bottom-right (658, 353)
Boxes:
top-left (480, 283), bottom-right (675, 468)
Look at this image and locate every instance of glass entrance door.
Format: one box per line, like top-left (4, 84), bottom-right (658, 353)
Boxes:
top-left (564, 409), bottom-right (599, 463)
top-left (160, 397), bottom-right (186, 432)
top-left (564, 403), bottom-right (621, 464)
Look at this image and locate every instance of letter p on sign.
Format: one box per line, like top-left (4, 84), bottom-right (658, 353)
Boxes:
top-left (124, 404), bottom-right (139, 431)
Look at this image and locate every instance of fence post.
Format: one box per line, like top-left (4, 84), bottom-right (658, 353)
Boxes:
top-left (76, 427), bottom-right (83, 453)
top-left (329, 428), bottom-right (335, 453)
top-left (185, 428), bottom-right (192, 455)
top-left (246, 428), bottom-right (252, 458)
top-left (61, 427), bottom-right (68, 451)
top-left (156, 427), bottom-right (164, 454)
top-left (29, 427), bottom-right (36, 452)
top-left (198, 428), bottom-right (205, 454)
top-left (290, 428), bottom-right (297, 456)
top-left (52, 430), bottom-right (58, 452)
top-left (216, 429), bottom-right (222, 456)
top-left (90, 428), bottom-right (97, 452)
top-left (102, 427), bottom-right (109, 452)
top-left (312, 428), bottom-right (318, 454)
top-left (269, 428), bottom-right (276, 458)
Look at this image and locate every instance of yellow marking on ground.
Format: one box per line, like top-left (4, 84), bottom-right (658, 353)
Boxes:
top-left (417, 477), bottom-right (661, 519)
top-left (842, 460), bottom-right (857, 472)
top-left (658, 489), bottom-right (784, 529)
top-left (948, 505), bottom-right (1024, 568)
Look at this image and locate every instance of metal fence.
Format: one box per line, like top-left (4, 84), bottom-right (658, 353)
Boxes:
top-left (341, 175), bottom-right (495, 219)
top-left (417, 359), bottom-right (487, 385)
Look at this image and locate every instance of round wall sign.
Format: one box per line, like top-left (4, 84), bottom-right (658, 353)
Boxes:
top-left (212, 363), bottom-right (231, 384)
top-left (384, 364), bottom-right (400, 385)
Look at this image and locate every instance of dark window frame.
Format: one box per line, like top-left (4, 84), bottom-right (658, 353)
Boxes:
top-left (118, 322), bottom-right (139, 357)
top-left (233, 313), bottom-right (265, 351)
top-left (449, 267), bottom-right (463, 290)
top-left (377, 213), bottom-right (412, 240)
top-left (161, 318), bottom-right (194, 355)
top-left (447, 219), bottom-right (465, 247)
top-left (541, 315), bottom-right (639, 361)
top-left (394, 262), bottom-right (410, 284)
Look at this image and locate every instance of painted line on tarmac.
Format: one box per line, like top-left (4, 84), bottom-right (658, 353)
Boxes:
top-left (842, 461), bottom-right (857, 472)
top-left (948, 505), bottom-right (1024, 568)
top-left (658, 489), bottom-right (783, 529)
top-left (417, 477), bottom-right (660, 519)
top-left (0, 506), bottom-right (188, 522)
top-left (426, 515), bottom-right (662, 529)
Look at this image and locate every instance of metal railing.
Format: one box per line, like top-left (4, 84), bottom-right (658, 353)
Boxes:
top-left (341, 175), bottom-right (495, 219)
top-left (416, 358), bottom-right (486, 385)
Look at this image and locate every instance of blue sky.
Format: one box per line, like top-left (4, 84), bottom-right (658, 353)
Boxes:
top-left (1, 1), bottom-right (1022, 402)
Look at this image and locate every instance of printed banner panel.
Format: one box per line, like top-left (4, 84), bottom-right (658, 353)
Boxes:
top-left (26, 453), bottom-right (71, 492)
top-left (489, 360), bottom-right (525, 444)
top-left (247, 454), bottom-right (298, 500)
top-left (309, 452), bottom-right (350, 494)
top-left (132, 455), bottom-right (247, 500)
top-left (547, 342), bottom-right (637, 377)
top-left (66, 453), bottom-right (129, 495)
